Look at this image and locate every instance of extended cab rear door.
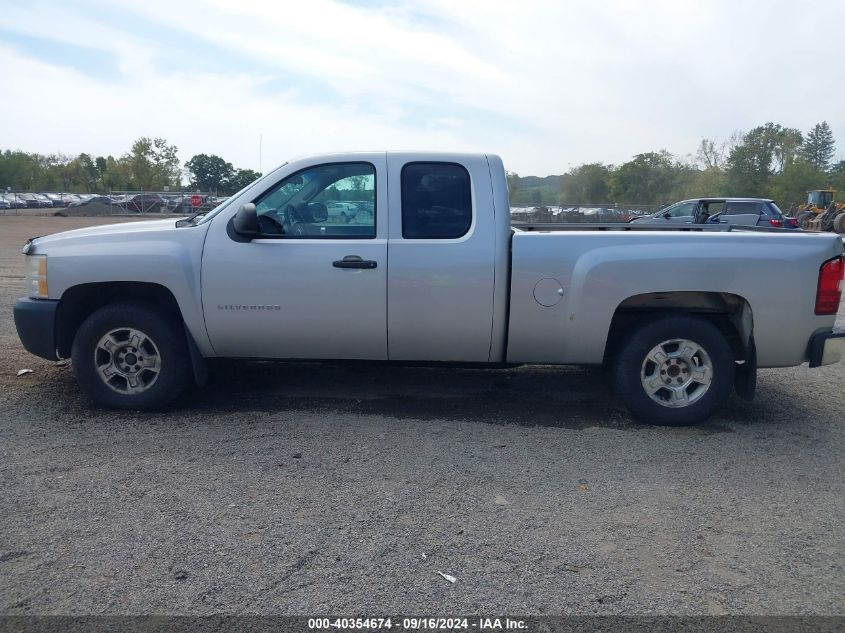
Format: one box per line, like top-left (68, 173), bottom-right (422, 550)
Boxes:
top-left (385, 153), bottom-right (497, 361)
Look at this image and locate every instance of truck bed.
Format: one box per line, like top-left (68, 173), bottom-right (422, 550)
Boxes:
top-left (506, 226), bottom-right (844, 368)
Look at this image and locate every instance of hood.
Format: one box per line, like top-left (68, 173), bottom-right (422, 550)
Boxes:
top-left (34, 218), bottom-right (180, 242)
top-left (29, 218), bottom-right (192, 253)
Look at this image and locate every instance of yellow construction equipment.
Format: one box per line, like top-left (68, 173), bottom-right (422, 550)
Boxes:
top-left (789, 189), bottom-right (845, 233)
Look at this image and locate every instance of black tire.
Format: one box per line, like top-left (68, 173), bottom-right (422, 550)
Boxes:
top-left (795, 211), bottom-right (814, 230)
top-left (71, 301), bottom-right (191, 409)
top-left (613, 315), bottom-right (735, 426)
top-left (833, 212), bottom-right (845, 235)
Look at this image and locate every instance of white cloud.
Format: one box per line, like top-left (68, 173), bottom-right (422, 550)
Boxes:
top-left (1, 0), bottom-right (843, 175)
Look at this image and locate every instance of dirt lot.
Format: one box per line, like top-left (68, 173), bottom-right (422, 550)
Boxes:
top-left (0, 216), bottom-right (843, 615)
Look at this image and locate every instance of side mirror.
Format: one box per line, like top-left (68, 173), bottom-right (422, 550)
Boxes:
top-left (663, 212), bottom-right (671, 219)
top-left (233, 203), bottom-right (259, 237)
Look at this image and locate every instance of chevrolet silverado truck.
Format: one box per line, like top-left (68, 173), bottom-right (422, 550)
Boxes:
top-left (13, 152), bottom-right (845, 425)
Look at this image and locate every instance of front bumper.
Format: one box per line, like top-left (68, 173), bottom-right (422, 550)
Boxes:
top-left (13, 298), bottom-right (59, 360)
top-left (808, 330), bottom-right (845, 368)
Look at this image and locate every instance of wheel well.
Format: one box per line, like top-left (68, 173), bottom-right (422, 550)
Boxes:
top-left (56, 282), bottom-right (183, 358)
top-left (604, 292), bottom-right (753, 364)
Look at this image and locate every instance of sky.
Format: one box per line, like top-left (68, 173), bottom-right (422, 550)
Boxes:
top-left (1, 0), bottom-right (843, 176)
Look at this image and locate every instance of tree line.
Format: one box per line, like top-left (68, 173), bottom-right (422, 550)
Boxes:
top-left (0, 138), bottom-right (261, 195)
top-left (3, 121), bottom-right (842, 206)
top-left (508, 121), bottom-right (844, 209)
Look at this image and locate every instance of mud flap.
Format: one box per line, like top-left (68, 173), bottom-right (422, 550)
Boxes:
top-left (734, 336), bottom-right (756, 401)
top-left (183, 324), bottom-right (209, 387)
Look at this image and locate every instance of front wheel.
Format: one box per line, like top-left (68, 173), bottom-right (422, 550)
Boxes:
top-left (613, 315), bottom-right (735, 426)
top-left (71, 301), bottom-right (191, 409)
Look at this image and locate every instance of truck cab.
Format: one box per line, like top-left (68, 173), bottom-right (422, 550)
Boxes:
top-left (200, 152), bottom-right (509, 363)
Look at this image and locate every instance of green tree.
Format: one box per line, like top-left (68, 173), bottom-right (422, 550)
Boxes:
top-left (185, 153), bottom-right (234, 193)
top-left (347, 175), bottom-right (369, 191)
top-left (226, 168), bottom-right (261, 194)
top-left (0, 150), bottom-right (45, 191)
top-left (726, 123), bottom-right (803, 196)
top-left (801, 121), bottom-right (836, 171)
top-left (126, 137), bottom-right (180, 190)
top-left (768, 160), bottom-right (826, 208)
top-left (825, 160), bottom-right (845, 194)
top-left (560, 163), bottom-right (610, 204)
top-left (696, 138), bottom-right (726, 170)
top-left (610, 151), bottom-right (676, 204)
top-left (94, 156), bottom-right (108, 190)
top-left (101, 156), bottom-right (132, 191)
top-left (65, 153), bottom-right (100, 192)
top-left (682, 167), bottom-right (728, 199)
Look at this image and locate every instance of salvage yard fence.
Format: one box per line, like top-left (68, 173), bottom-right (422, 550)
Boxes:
top-left (0, 191), bottom-right (218, 216)
top-left (1, 193), bottom-right (665, 222)
top-left (511, 203), bottom-right (664, 224)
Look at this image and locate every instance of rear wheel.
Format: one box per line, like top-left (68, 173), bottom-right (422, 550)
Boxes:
top-left (833, 212), bottom-right (845, 235)
top-left (613, 315), bottom-right (735, 426)
top-left (71, 301), bottom-right (191, 409)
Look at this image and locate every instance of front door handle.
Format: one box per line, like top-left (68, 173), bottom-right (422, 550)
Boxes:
top-left (333, 255), bottom-right (377, 269)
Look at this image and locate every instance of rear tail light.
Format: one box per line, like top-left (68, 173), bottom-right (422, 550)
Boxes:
top-left (816, 255), bottom-right (844, 315)
top-left (785, 218), bottom-right (799, 228)
top-left (768, 219), bottom-right (783, 227)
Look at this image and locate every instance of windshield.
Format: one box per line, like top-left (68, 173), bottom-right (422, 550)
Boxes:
top-left (256, 174), bottom-right (308, 211)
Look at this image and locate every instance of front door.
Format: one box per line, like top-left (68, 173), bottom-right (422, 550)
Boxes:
top-left (661, 200), bottom-right (698, 224)
top-left (201, 156), bottom-right (388, 359)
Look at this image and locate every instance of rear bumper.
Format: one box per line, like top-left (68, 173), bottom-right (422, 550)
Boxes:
top-left (808, 330), bottom-right (845, 368)
top-left (13, 298), bottom-right (59, 361)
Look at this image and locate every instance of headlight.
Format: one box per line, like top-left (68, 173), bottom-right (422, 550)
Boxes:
top-left (25, 255), bottom-right (48, 298)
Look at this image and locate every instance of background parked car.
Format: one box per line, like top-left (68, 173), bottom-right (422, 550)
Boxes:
top-left (15, 193), bottom-right (47, 208)
top-left (1, 194), bottom-right (26, 209)
top-left (68, 195), bottom-right (114, 208)
top-left (326, 201), bottom-right (358, 223)
top-left (32, 193), bottom-right (55, 207)
top-left (121, 193), bottom-right (166, 213)
top-left (630, 198), bottom-right (798, 229)
top-left (40, 193), bottom-right (65, 207)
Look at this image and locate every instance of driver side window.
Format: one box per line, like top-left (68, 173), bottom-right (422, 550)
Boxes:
top-left (253, 162), bottom-right (376, 238)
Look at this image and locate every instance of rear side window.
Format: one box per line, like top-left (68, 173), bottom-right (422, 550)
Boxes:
top-left (764, 202), bottom-right (783, 217)
top-left (725, 201), bottom-right (762, 215)
top-left (401, 162), bottom-right (472, 239)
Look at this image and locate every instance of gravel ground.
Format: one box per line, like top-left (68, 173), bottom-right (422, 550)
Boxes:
top-left (0, 216), bottom-right (843, 616)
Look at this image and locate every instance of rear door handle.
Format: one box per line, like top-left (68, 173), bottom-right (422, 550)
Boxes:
top-left (333, 255), bottom-right (377, 269)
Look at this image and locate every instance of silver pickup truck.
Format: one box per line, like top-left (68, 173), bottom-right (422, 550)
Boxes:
top-left (13, 152), bottom-right (845, 425)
